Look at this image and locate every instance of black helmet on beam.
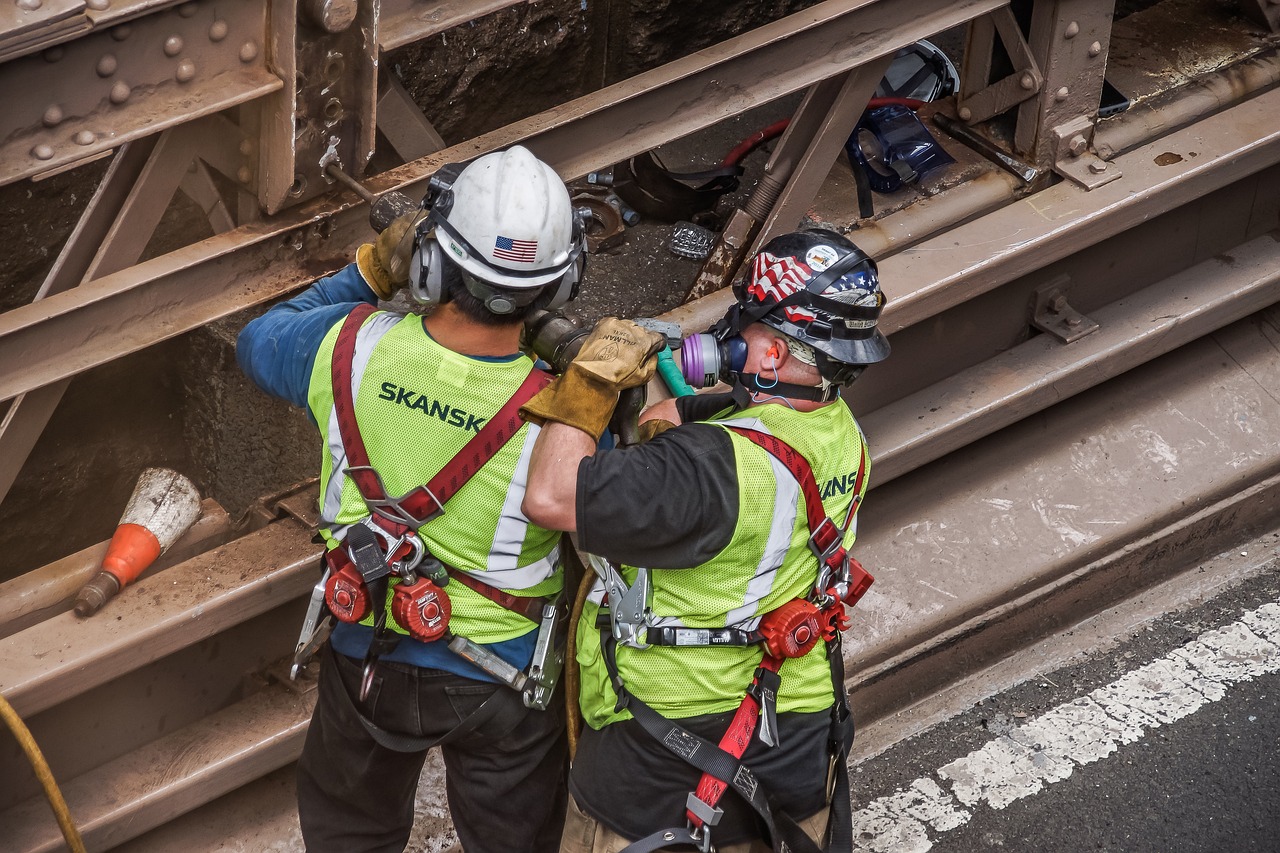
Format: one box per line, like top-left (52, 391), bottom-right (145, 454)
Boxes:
top-left (732, 229), bottom-right (890, 384)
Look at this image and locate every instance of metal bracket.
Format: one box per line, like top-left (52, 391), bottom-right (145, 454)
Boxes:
top-left (1031, 282), bottom-right (1099, 343)
top-left (956, 7), bottom-right (1044, 124)
top-left (1051, 115), bottom-right (1121, 189)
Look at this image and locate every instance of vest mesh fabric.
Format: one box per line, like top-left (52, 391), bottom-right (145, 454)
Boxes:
top-left (578, 401), bottom-right (869, 726)
top-left (308, 311), bottom-right (562, 644)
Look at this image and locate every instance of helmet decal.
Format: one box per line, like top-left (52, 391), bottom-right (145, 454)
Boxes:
top-left (748, 251), bottom-right (819, 323)
top-left (805, 244), bottom-right (840, 271)
top-left (493, 235), bottom-right (538, 264)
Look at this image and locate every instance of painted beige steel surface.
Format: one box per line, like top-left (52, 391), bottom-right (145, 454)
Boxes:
top-left (0, 516), bottom-right (318, 717)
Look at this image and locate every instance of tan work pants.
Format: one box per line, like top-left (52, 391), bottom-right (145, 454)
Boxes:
top-left (558, 794), bottom-right (830, 853)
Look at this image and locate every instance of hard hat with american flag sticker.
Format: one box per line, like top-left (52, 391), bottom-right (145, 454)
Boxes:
top-left (732, 229), bottom-right (889, 379)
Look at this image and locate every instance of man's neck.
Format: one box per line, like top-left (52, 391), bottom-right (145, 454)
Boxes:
top-left (422, 303), bottom-right (522, 357)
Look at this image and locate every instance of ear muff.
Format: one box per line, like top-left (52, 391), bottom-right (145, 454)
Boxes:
top-left (407, 229), bottom-right (450, 307)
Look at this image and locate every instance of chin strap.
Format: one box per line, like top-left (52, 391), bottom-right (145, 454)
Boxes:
top-left (732, 374), bottom-right (841, 404)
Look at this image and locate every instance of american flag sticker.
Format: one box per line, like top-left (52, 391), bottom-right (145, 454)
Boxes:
top-left (493, 235), bottom-right (538, 263)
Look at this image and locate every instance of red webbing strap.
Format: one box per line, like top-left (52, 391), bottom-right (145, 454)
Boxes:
top-left (726, 427), bottom-right (868, 562)
top-left (687, 654), bottom-right (784, 828)
top-left (446, 568), bottom-right (548, 624)
top-left (330, 304), bottom-right (552, 527)
top-left (331, 303), bottom-right (380, 488)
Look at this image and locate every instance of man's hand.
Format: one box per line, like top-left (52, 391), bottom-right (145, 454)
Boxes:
top-left (356, 210), bottom-right (426, 299)
top-left (520, 317), bottom-right (665, 440)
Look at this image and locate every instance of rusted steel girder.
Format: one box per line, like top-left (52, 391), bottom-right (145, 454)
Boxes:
top-left (0, 0), bottom-right (1006, 405)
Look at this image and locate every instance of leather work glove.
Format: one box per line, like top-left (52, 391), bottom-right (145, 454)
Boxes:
top-left (637, 418), bottom-right (677, 443)
top-left (356, 210), bottom-right (426, 299)
top-left (521, 317), bottom-right (665, 440)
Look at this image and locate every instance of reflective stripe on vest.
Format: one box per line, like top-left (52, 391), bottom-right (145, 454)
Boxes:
top-left (315, 311), bottom-right (554, 593)
top-left (320, 311), bottom-right (401, 525)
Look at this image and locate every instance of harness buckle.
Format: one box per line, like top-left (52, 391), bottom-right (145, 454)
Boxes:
top-left (684, 814), bottom-right (716, 853)
top-left (807, 517), bottom-right (845, 568)
top-left (344, 465), bottom-right (445, 530)
top-left (685, 792), bottom-right (724, 829)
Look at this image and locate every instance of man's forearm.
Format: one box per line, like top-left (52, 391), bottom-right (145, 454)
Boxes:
top-left (522, 421), bottom-right (597, 533)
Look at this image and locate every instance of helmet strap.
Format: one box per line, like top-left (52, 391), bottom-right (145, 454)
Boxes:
top-left (734, 373), bottom-right (840, 403)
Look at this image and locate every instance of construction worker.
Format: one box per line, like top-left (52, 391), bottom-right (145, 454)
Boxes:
top-left (520, 230), bottom-right (888, 853)
top-left (236, 145), bottom-right (586, 853)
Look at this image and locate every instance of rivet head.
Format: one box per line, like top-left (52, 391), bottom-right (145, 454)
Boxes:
top-left (96, 54), bottom-right (118, 76)
top-left (238, 139), bottom-right (254, 155)
top-left (164, 35), bottom-right (184, 56)
top-left (110, 24), bottom-right (130, 40)
top-left (110, 80), bottom-right (130, 103)
top-left (1064, 21), bottom-right (1080, 38)
top-left (958, 106), bottom-right (972, 121)
top-left (42, 105), bottom-right (64, 126)
top-left (239, 41), bottom-right (258, 62)
top-left (1055, 86), bottom-right (1070, 101)
top-left (1020, 73), bottom-right (1035, 90)
top-left (43, 46), bottom-right (64, 62)
top-left (177, 1), bottom-right (198, 16)
top-left (17, 0), bottom-right (42, 11)
top-left (85, 0), bottom-right (109, 9)
top-left (1088, 41), bottom-right (1102, 57)
top-left (237, 166), bottom-right (252, 183)
top-left (32, 144), bottom-right (55, 160)
top-left (209, 19), bottom-right (228, 41)
top-left (74, 130), bottom-right (96, 146)
top-left (176, 59), bottom-right (196, 82)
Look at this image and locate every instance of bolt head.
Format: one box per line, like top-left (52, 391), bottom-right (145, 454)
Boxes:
top-left (1088, 160), bottom-right (1108, 174)
top-left (1068, 134), bottom-right (1087, 156)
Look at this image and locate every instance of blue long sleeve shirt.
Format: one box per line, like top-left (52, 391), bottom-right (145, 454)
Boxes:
top-left (236, 264), bottom-right (537, 681)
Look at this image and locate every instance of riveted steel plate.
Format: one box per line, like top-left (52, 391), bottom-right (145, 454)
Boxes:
top-left (0, 0), bottom-right (281, 186)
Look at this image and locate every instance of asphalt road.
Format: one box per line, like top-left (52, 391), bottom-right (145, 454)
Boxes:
top-left (849, 554), bottom-right (1280, 853)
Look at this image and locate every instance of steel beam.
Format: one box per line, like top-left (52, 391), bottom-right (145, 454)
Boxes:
top-left (878, 86), bottom-right (1280, 335)
top-left (0, 0), bottom-right (1006, 403)
top-left (378, 0), bottom-right (527, 52)
top-left (0, 517), bottom-right (318, 717)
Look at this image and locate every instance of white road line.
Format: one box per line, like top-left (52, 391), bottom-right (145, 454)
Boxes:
top-left (850, 601), bottom-right (1280, 852)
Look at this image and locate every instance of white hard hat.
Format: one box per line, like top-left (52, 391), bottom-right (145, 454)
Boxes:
top-left (408, 146), bottom-right (586, 313)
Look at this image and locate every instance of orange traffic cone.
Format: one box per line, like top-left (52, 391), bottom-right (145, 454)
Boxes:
top-left (74, 468), bottom-right (201, 617)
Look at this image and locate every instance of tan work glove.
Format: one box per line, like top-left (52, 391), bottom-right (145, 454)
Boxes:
top-left (637, 419), bottom-right (677, 443)
top-left (521, 317), bottom-right (665, 440)
top-left (356, 210), bottom-right (426, 299)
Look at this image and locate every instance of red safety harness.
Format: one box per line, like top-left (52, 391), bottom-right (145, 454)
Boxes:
top-left (605, 425), bottom-right (871, 853)
top-left (324, 303), bottom-right (553, 669)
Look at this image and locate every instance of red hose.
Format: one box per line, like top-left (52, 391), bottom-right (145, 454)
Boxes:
top-left (720, 98), bottom-right (927, 166)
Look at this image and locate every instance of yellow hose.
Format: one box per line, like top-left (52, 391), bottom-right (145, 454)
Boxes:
top-left (0, 692), bottom-right (87, 853)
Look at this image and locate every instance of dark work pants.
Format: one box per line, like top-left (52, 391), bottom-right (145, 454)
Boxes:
top-left (296, 645), bottom-right (568, 853)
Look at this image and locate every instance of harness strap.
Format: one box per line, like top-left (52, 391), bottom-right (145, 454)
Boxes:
top-left (446, 568), bottom-right (549, 624)
top-left (725, 426), bottom-right (867, 566)
top-left (326, 641), bottom-right (528, 753)
top-left (329, 303), bottom-right (553, 681)
top-left (603, 635), bottom-right (824, 853)
top-left (331, 303), bottom-right (552, 536)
